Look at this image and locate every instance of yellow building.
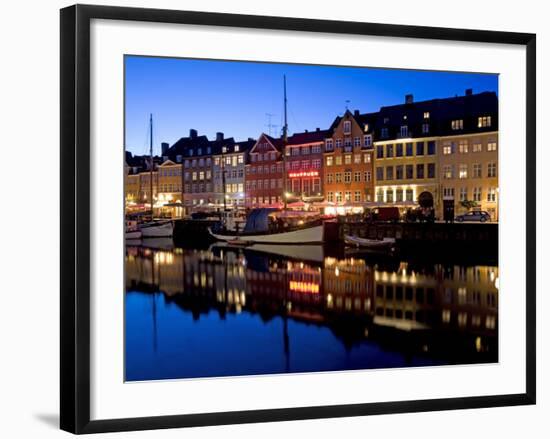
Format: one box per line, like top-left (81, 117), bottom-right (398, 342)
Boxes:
top-left (157, 159), bottom-right (184, 218)
top-left (373, 136), bottom-right (438, 208)
top-left (438, 132), bottom-right (499, 221)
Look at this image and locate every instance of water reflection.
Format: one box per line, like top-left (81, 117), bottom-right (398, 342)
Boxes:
top-left (125, 243), bottom-right (498, 381)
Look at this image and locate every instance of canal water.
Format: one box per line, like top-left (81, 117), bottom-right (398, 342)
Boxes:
top-left (125, 240), bottom-right (498, 382)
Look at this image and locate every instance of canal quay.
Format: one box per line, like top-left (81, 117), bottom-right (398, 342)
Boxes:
top-left (125, 236), bottom-right (498, 381)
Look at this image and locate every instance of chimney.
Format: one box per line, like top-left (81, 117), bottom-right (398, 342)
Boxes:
top-left (248, 137), bottom-right (255, 142)
top-left (216, 132), bottom-right (224, 141)
top-left (405, 94), bottom-right (414, 104)
top-left (465, 88), bottom-right (473, 96)
top-left (161, 142), bottom-right (169, 155)
top-left (354, 109), bottom-right (360, 117)
top-left (316, 127), bottom-right (320, 132)
top-left (189, 129), bottom-right (198, 138)
top-left (305, 129), bottom-right (308, 133)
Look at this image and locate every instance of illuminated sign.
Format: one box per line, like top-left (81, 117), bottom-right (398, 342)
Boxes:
top-left (289, 281), bottom-right (320, 294)
top-left (288, 171), bottom-right (319, 178)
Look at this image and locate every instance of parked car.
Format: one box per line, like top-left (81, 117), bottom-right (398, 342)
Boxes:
top-left (455, 211), bottom-right (491, 223)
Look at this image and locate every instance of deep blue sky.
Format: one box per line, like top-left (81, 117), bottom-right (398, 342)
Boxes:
top-left (125, 56), bottom-right (498, 156)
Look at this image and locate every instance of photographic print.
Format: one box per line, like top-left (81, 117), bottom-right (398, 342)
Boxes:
top-left (124, 56), bottom-right (499, 382)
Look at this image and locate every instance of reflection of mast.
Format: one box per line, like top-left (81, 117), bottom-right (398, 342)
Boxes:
top-left (151, 250), bottom-right (158, 353)
top-left (282, 262), bottom-right (290, 373)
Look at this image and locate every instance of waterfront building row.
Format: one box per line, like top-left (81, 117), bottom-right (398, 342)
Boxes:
top-left (125, 89), bottom-right (498, 220)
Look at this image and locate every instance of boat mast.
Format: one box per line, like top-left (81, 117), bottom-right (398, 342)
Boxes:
top-left (149, 113), bottom-right (154, 220)
top-left (282, 75), bottom-right (288, 210)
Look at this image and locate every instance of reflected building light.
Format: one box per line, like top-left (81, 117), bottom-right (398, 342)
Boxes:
top-left (458, 312), bottom-right (468, 327)
top-left (475, 336), bottom-right (483, 352)
top-left (495, 277), bottom-right (499, 290)
top-left (335, 267), bottom-right (340, 277)
top-left (286, 301), bottom-right (292, 312)
top-left (486, 315), bottom-right (496, 329)
top-left (442, 309), bottom-right (451, 323)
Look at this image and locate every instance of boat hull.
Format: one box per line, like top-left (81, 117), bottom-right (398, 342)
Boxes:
top-left (344, 235), bottom-right (396, 249)
top-left (140, 221), bottom-right (174, 238)
top-left (209, 224), bottom-right (323, 244)
top-left (125, 230), bottom-right (142, 240)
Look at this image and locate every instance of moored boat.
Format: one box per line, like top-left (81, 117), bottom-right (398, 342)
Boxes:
top-left (209, 208), bottom-right (324, 244)
top-left (126, 220), bottom-right (142, 240)
top-left (140, 220), bottom-right (174, 238)
top-left (344, 234), bottom-right (396, 249)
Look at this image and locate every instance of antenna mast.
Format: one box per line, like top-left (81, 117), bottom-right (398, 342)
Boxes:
top-left (282, 75), bottom-right (288, 210)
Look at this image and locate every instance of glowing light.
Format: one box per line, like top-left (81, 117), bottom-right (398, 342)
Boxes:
top-left (335, 267), bottom-right (340, 277)
top-left (289, 281), bottom-right (320, 294)
top-left (288, 171), bottom-right (319, 178)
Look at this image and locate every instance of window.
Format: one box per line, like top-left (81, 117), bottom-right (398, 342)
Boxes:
top-left (396, 144), bottom-right (403, 157)
top-left (192, 172), bottom-right (197, 181)
top-left (335, 192), bottom-right (343, 203)
top-left (377, 145), bottom-right (384, 159)
top-left (344, 171), bottom-right (352, 183)
top-left (312, 159), bottom-right (321, 169)
top-left (405, 143), bottom-right (413, 156)
top-left (416, 142), bottom-right (425, 156)
top-left (386, 166), bottom-right (394, 180)
top-left (364, 135), bottom-right (372, 147)
top-left (400, 125), bottom-right (409, 137)
top-left (345, 191), bottom-right (351, 202)
top-left (344, 155), bottom-right (352, 165)
top-left (478, 116), bottom-right (492, 128)
top-left (406, 164), bottom-right (414, 179)
top-left (396, 165), bottom-right (403, 180)
top-left (423, 112), bottom-right (430, 119)
top-left (335, 138), bottom-right (343, 148)
top-left (443, 165), bottom-right (453, 179)
top-left (326, 156), bottom-right (333, 166)
top-left (422, 123), bottom-right (429, 134)
top-left (363, 153), bottom-right (371, 163)
top-left (343, 120), bottom-right (352, 134)
top-left (376, 189), bottom-right (384, 202)
top-left (406, 189), bottom-right (413, 201)
top-left (386, 189), bottom-right (394, 203)
top-left (459, 140), bottom-right (469, 153)
top-left (473, 142), bottom-right (482, 152)
top-left (443, 144), bottom-right (452, 155)
top-left (459, 164), bottom-right (468, 179)
top-left (344, 138), bottom-right (352, 148)
top-left (381, 127), bottom-right (389, 138)
top-left (451, 119), bottom-right (464, 130)
top-left (473, 187), bottom-right (482, 202)
top-left (335, 173), bottom-right (342, 183)
top-left (365, 171), bottom-right (372, 182)
top-left (376, 167), bottom-right (384, 181)
top-left (327, 192), bottom-right (334, 202)
top-left (488, 162), bottom-right (497, 177)
top-left (473, 163), bottom-right (482, 178)
top-left (354, 191), bottom-right (361, 202)
top-left (443, 187), bottom-right (455, 198)
top-left (386, 144), bottom-right (394, 158)
top-left (354, 137), bottom-right (361, 147)
top-left (427, 163), bottom-right (436, 178)
top-left (354, 171), bottom-right (361, 182)
top-left (396, 189), bottom-right (403, 202)
top-left (487, 187), bottom-right (497, 202)
top-left (301, 160), bottom-right (309, 169)
top-left (327, 173), bottom-right (333, 184)
top-left (335, 156), bottom-right (342, 165)
top-left (354, 154), bottom-right (361, 164)
top-left (487, 141), bottom-right (497, 152)
top-left (416, 164), bottom-right (425, 179)
top-left (301, 146), bottom-right (310, 155)
top-left (326, 139), bottom-right (334, 151)
top-left (460, 187), bottom-right (468, 201)
top-left (427, 141), bottom-right (436, 155)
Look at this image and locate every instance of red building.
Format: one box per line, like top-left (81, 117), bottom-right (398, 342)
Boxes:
top-left (245, 133), bottom-right (284, 207)
top-left (285, 128), bottom-right (328, 200)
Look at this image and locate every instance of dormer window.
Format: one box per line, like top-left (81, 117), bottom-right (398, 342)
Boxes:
top-left (197, 148), bottom-right (202, 155)
top-left (189, 149), bottom-right (194, 156)
top-left (478, 116), bottom-right (492, 128)
top-left (234, 145), bottom-right (240, 152)
top-left (206, 147), bottom-right (211, 154)
top-left (364, 124), bottom-right (369, 132)
top-left (383, 117), bottom-right (389, 124)
top-left (424, 112), bottom-right (430, 119)
top-left (451, 119), bottom-right (464, 130)
top-left (222, 146), bottom-right (227, 153)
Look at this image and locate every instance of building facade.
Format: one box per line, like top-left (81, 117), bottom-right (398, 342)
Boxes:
top-left (323, 110), bottom-right (376, 212)
top-left (372, 90), bottom-right (498, 220)
top-left (284, 129), bottom-right (327, 200)
top-left (245, 133), bottom-right (284, 207)
top-left (157, 159), bottom-right (183, 218)
top-left (213, 138), bottom-right (255, 209)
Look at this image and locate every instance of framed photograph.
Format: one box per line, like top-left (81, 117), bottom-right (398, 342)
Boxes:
top-left (60, 4), bottom-right (536, 434)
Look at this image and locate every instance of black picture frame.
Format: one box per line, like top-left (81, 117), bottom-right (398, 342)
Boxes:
top-left (60, 4), bottom-right (536, 434)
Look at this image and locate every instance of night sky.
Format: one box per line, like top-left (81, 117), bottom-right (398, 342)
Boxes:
top-left (125, 56), bottom-right (498, 156)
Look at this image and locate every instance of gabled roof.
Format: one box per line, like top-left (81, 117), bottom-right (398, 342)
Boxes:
top-left (287, 129), bottom-right (330, 145)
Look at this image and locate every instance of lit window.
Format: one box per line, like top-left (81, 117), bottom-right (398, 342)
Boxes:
top-left (326, 156), bottom-right (333, 166)
top-left (459, 164), bottom-right (468, 179)
top-left (459, 140), bottom-right (469, 153)
top-left (443, 144), bottom-right (452, 155)
top-left (473, 187), bottom-right (482, 202)
top-left (451, 119), bottom-right (464, 130)
top-left (424, 112), bottom-right (430, 119)
top-left (487, 141), bottom-right (497, 152)
top-left (473, 142), bottom-right (482, 152)
top-left (488, 162), bottom-right (497, 178)
top-left (443, 165), bottom-right (453, 179)
top-left (487, 188), bottom-right (497, 202)
top-left (478, 116), bottom-right (492, 128)
top-left (344, 155), bottom-right (352, 165)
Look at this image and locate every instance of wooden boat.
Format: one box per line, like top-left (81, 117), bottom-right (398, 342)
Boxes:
top-left (344, 235), bottom-right (396, 249)
top-left (209, 208), bottom-right (324, 244)
top-left (140, 220), bottom-right (174, 238)
top-left (125, 220), bottom-right (142, 240)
